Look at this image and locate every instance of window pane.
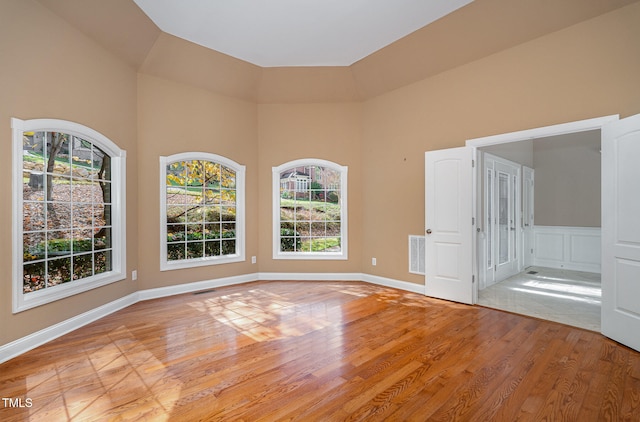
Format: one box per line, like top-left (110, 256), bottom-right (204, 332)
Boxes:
top-left (95, 250), bottom-right (112, 274)
top-left (24, 202), bottom-right (45, 231)
top-left (92, 147), bottom-right (111, 181)
top-left (205, 240), bottom-right (220, 257)
top-left (499, 172), bottom-right (509, 265)
top-left (46, 133), bottom-right (70, 166)
top-left (24, 261), bottom-right (46, 293)
top-left (205, 162), bottom-right (220, 187)
top-left (167, 187), bottom-right (189, 205)
top-left (167, 224), bottom-right (186, 243)
top-left (187, 224), bottom-right (204, 239)
top-left (221, 166), bottom-right (235, 188)
top-left (45, 196), bottom-right (69, 223)
top-left (70, 137), bottom-right (93, 177)
top-left (186, 241), bottom-right (203, 259)
top-left (205, 223), bottom-right (221, 238)
top-left (49, 175), bottom-right (72, 202)
top-left (311, 222), bottom-right (326, 237)
top-left (187, 206), bottom-right (204, 223)
top-left (23, 232), bottom-right (45, 262)
top-left (188, 160), bottom-right (204, 187)
top-left (280, 229), bottom-right (299, 252)
top-left (73, 234), bottom-right (93, 253)
top-left (47, 231), bottom-right (72, 257)
top-left (167, 243), bottom-right (185, 261)
top-left (72, 204), bottom-right (91, 229)
top-left (204, 189), bottom-right (221, 204)
top-left (74, 253), bottom-right (93, 280)
top-left (221, 239), bottom-right (235, 255)
top-left (48, 256), bottom-right (72, 286)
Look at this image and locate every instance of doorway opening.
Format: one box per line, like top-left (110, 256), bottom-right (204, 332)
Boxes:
top-left (467, 117), bottom-right (614, 331)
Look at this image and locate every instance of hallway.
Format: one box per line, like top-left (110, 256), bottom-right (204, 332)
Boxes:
top-left (478, 266), bottom-right (601, 331)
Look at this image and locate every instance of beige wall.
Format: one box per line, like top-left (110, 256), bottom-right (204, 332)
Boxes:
top-left (533, 131), bottom-right (602, 227)
top-left (361, 2), bottom-right (640, 284)
top-left (0, 0), bottom-right (139, 345)
top-left (257, 103), bottom-right (363, 273)
top-left (2, 0), bottom-right (640, 348)
top-left (136, 74), bottom-right (259, 289)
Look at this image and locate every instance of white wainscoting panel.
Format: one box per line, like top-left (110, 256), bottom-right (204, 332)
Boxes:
top-left (533, 226), bottom-right (601, 273)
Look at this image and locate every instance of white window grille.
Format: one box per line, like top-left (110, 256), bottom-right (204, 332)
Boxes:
top-left (12, 118), bottom-right (127, 313)
top-left (273, 159), bottom-right (347, 260)
top-left (160, 152), bottom-right (245, 271)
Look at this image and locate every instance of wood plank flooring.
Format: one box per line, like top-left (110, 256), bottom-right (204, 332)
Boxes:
top-left (1, 280), bottom-right (639, 421)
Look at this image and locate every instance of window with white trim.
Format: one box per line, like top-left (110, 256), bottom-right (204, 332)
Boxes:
top-left (160, 153), bottom-right (245, 270)
top-left (12, 118), bottom-right (127, 313)
top-left (273, 159), bottom-right (347, 260)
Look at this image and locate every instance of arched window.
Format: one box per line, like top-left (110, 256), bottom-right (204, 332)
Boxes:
top-left (273, 159), bottom-right (347, 260)
top-left (12, 118), bottom-right (127, 312)
top-left (160, 153), bottom-right (245, 270)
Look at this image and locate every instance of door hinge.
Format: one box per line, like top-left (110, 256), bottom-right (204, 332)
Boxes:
top-left (472, 159), bottom-right (475, 168)
top-left (472, 275), bottom-right (475, 283)
top-left (472, 217), bottom-right (475, 225)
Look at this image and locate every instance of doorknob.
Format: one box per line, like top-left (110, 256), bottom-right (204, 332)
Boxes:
top-left (426, 229), bottom-right (432, 234)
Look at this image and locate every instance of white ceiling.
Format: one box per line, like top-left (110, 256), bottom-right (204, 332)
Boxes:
top-left (133, 0), bottom-right (474, 67)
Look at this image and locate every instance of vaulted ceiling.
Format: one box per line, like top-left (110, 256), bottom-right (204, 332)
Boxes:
top-left (36, 0), bottom-right (640, 102)
top-left (131, 0), bottom-right (474, 67)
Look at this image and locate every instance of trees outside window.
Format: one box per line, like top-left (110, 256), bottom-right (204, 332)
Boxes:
top-left (273, 159), bottom-right (347, 260)
top-left (12, 118), bottom-right (126, 312)
top-left (160, 153), bottom-right (245, 270)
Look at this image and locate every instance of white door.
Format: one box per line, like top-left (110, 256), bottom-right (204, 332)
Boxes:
top-left (601, 114), bottom-right (640, 352)
top-left (522, 166), bottom-right (535, 268)
top-left (425, 147), bottom-right (474, 304)
top-left (482, 154), bottom-right (521, 283)
top-left (494, 160), bottom-right (520, 281)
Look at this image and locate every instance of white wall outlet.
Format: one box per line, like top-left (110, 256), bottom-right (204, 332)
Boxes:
top-left (132, 270), bottom-right (137, 280)
top-left (372, 257), bottom-right (377, 266)
top-left (251, 256), bottom-right (257, 264)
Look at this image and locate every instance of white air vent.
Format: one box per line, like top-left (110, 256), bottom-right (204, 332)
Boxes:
top-left (409, 235), bottom-right (425, 275)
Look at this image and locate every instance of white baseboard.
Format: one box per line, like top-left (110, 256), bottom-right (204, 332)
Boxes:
top-left (0, 292), bottom-right (138, 364)
top-left (1, 272), bottom-right (424, 364)
top-left (137, 273), bottom-right (260, 301)
top-left (258, 272), bottom-right (424, 294)
top-left (258, 272), bottom-right (363, 281)
top-left (362, 273), bottom-right (425, 294)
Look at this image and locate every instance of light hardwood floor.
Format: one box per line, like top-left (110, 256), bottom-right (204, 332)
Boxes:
top-left (1, 280), bottom-right (639, 421)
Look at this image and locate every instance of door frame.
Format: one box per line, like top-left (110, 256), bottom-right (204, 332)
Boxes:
top-left (465, 114), bottom-right (619, 303)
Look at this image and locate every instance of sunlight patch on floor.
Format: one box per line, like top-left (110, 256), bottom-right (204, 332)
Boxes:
top-left (478, 266), bottom-right (601, 331)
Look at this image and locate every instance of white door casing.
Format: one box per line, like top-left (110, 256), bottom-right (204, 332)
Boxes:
top-left (601, 113), bottom-right (640, 352)
top-left (522, 167), bottom-right (535, 268)
top-left (425, 147), bottom-right (474, 304)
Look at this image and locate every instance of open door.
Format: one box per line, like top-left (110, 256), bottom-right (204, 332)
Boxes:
top-left (425, 147), bottom-right (474, 304)
top-left (522, 166), bottom-right (535, 268)
top-left (602, 113), bottom-right (640, 352)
